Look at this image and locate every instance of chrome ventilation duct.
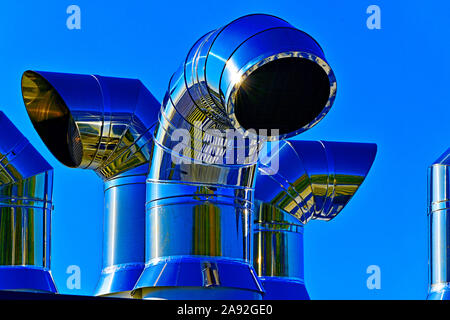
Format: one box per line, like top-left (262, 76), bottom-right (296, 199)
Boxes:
top-left (254, 140), bottom-right (377, 299)
top-left (428, 148), bottom-right (450, 300)
top-left (133, 14), bottom-right (337, 300)
top-left (21, 71), bottom-right (160, 298)
top-left (0, 111), bottom-right (56, 293)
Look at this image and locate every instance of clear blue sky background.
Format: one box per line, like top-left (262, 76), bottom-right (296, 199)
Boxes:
top-left (0, 0), bottom-right (448, 299)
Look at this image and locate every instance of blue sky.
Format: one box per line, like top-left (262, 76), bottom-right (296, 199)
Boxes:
top-left (0, 0), bottom-right (448, 299)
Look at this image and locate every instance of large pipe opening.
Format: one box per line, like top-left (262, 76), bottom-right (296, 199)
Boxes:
top-left (234, 58), bottom-right (331, 135)
top-left (21, 71), bottom-right (82, 168)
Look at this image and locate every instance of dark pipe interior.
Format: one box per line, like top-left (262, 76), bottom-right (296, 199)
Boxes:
top-left (234, 58), bottom-right (331, 135)
top-left (21, 71), bottom-right (82, 168)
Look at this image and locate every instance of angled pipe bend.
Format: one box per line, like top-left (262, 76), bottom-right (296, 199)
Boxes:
top-left (21, 71), bottom-right (159, 178)
top-left (254, 140), bottom-right (377, 299)
top-left (134, 14), bottom-right (337, 300)
top-left (21, 72), bottom-right (160, 297)
top-left (0, 111), bottom-right (56, 293)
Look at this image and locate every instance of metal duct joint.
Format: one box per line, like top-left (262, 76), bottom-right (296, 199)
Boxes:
top-left (428, 148), bottom-right (450, 300)
top-left (21, 72), bottom-right (160, 297)
top-left (0, 111), bottom-right (56, 293)
top-left (254, 140), bottom-right (377, 299)
top-left (134, 14), bottom-right (336, 300)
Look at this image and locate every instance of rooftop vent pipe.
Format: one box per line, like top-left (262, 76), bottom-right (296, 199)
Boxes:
top-left (21, 72), bottom-right (160, 297)
top-left (254, 140), bottom-right (377, 299)
top-left (133, 14), bottom-right (337, 300)
top-left (0, 111), bottom-right (56, 293)
top-left (428, 148), bottom-right (450, 300)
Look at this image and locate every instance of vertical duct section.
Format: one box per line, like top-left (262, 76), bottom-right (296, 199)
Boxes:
top-left (0, 112), bottom-right (56, 293)
top-left (133, 14), bottom-right (337, 300)
top-left (253, 200), bottom-right (308, 300)
top-left (21, 72), bottom-right (160, 297)
top-left (254, 140), bottom-right (377, 299)
top-left (428, 148), bottom-right (450, 300)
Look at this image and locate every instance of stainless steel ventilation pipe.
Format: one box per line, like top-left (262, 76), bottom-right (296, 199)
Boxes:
top-left (21, 72), bottom-right (160, 298)
top-left (428, 148), bottom-right (450, 300)
top-left (0, 111), bottom-right (56, 293)
top-left (133, 14), bottom-right (337, 300)
top-left (254, 140), bottom-right (377, 299)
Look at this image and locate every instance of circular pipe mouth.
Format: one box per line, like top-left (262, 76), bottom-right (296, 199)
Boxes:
top-left (21, 71), bottom-right (82, 168)
top-left (227, 53), bottom-right (336, 139)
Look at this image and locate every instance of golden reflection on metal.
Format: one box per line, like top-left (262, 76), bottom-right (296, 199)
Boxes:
top-left (0, 173), bottom-right (48, 267)
top-left (0, 112), bottom-right (53, 291)
top-left (253, 201), bottom-right (303, 278)
top-left (226, 52), bottom-right (336, 138)
top-left (21, 71), bottom-right (160, 296)
top-left (22, 71), bottom-right (82, 168)
top-left (21, 73), bottom-right (69, 123)
top-left (193, 190), bottom-right (222, 256)
top-left (258, 143), bottom-right (372, 224)
top-left (21, 71), bottom-right (153, 179)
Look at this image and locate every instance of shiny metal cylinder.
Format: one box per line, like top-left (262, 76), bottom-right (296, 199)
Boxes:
top-left (139, 193), bottom-right (261, 300)
top-left (253, 200), bottom-right (308, 300)
top-left (95, 165), bottom-right (147, 298)
top-left (428, 148), bottom-right (450, 300)
top-left (0, 111), bottom-right (56, 293)
top-left (134, 148), bottom-right (263, 299)
top-left (146, 184), bottom-right (252, 261)
top-left (21, 72), bottom-right (160, 297)
top-left (135, 14), bottom-right (337, 299)
top-left (254, 140), bottom-right (377, 299)
top-left (257, 140), bottom-right (378, 224)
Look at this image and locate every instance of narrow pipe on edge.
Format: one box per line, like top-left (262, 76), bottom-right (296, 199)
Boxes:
top-left (428, 148), bottom-right (450, 300)
top-left (133, 14), bottom-right (337, 300)
top-left (0, 111), bottom-right (56, 293)
top-left (254, 140), bottom-right (377, 299)
top-left (21, 72), bottom-right (160, 297)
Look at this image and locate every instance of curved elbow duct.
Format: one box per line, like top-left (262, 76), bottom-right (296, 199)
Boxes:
top-left (256, 140), bottom-right (378, 224)
top-left (0, 112), bottom-right (56, 293)
top-left (21, 71), bottom-right (160, 297)
top-left (428, 148), bottom-right (450, 300)
top-left (254, 140), bottom-right (377, 299)
top-left (134, 14), bottom-right (336, 300)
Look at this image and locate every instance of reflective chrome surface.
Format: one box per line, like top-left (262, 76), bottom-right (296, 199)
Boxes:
top-left (156, 14), bottom-right (336, 146)
top-left (95, 164), bottom-right (147, 297)
top-left (257, 140), bottom-right (377, 224)
top-left (428, 148), bottom-right (450, 300)
top-left (134, 180), bottom-right (261, 299)
top-left (21, 71), bottom-right (159, 178)
top-left (254, 140), bottom-right (377, 299)
top-left (0, 111), bottom-right (56, 293)
top-left (253, 200), bottom-right (308, 300)
top-left (138, 256), bottom-right (262, 300)
top-left (136, 14), bottom-right (336, 299)
top-left (21, 72), bottom-right (160, 297)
